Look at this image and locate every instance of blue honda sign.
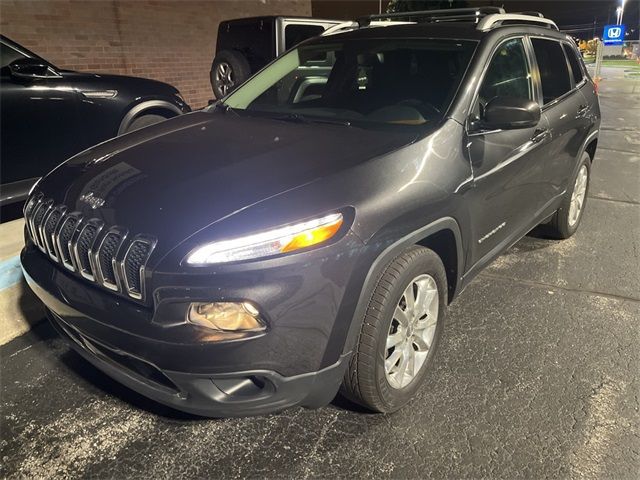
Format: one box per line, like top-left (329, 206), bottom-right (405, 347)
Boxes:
top-left (603, 24), bottom-right (625, 45)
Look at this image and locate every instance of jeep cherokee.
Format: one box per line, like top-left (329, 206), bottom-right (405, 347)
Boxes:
top-left (21, 7), bottom-right (600, 417)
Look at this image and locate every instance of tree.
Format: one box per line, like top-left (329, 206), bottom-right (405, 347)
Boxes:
top-left (386, 0), bottom-right (469, 13)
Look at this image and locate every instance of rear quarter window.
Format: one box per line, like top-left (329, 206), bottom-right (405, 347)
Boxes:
top-left (563, 43), bottom-right (585, 84)
top-left (531, 38), bottom-right (572, 104)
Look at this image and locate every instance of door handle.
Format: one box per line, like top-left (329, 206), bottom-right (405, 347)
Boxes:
top-left (531, 128), bottom-right (549, 143)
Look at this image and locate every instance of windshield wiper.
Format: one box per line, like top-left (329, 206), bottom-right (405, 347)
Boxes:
top-left (212, 102), bottom-right (239, 116)
top-left (273, 112), bottom-right (352, 127)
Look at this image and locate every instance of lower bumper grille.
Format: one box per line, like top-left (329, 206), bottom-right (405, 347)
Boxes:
top-left (48, 310), bottom-right (179, 393)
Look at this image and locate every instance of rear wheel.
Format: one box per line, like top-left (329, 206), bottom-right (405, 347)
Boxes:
top-left (210, 50), bottom-right (250, 99)
top-left (341, 245), bottom-right (447, 413)
top-left (548, 152), bottom-right (591, 239)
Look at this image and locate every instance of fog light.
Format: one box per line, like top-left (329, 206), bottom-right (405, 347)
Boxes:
top-left (187, 302), bottom-right (265, 332)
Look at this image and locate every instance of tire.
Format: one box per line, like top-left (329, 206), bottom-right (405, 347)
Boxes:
top-left (124, 114), bottom-right (167, 133)
top-left (548, 152), bottom-right (591, 239)
top-left (341, 245), bottom-right (447, 413)
top-left (210, 50), bottom-right (251, 99)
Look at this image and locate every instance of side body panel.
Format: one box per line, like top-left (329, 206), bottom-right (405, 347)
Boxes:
top-left (0, 71), bottom-right (82, 184)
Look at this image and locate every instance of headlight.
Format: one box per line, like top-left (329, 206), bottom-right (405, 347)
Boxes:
top-left (185, 212), bottom-right (344, 265)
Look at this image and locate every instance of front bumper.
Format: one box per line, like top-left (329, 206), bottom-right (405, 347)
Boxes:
top-left (21, 238), bottom-right (365, 416)
top-left (46, 307), bottom-right (347, 417)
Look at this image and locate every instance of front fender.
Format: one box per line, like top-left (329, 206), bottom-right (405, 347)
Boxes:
top-left (118, 99), bottom-right (186, 134)
top-left (337, 216), bottom-right (464, 359)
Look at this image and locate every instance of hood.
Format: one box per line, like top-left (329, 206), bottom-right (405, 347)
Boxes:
top-left (37, 111), bottom-right (419, 254)
top-left (61, 71), bottom-right (180, 95)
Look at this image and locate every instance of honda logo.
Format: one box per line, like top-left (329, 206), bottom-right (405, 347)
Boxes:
top-left (607, 27), bottom-right (622, 38)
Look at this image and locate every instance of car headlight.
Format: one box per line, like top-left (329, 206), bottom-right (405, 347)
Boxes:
top-left (185, 212), bottom-right (344, 265)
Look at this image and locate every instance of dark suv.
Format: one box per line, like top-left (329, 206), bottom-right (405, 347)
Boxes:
top-left (1, 35), bottom-right (190, 209)
top-left (21, 7), bottom-right (600, 417)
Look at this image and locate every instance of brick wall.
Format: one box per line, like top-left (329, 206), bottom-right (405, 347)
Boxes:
top-left (0, 0), bottom-right (311, 108)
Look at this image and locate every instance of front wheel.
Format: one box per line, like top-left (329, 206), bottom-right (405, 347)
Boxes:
top-left (124, 114), bottom-right (167, 133)
top-left (341, 245), bottom-right (447, 413)
top-left (548, 152), bottom-right (591, 239)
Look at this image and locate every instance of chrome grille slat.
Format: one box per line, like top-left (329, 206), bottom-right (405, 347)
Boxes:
top-left (123, 238), bottom-right (155, 300)
top-left (96, 229), bottom-right (126, 291)
top-left (34, 200), bottom-right (54, 252)
top-left (27, 196), bottom-right (44, 247)
top-left (24, 195), bottom-right (155, 301)
top-left (23, 195), bottom-right (41, 240)
top-left (73, 221), bottom-right (103, 280)
top-left (57, 214), bottom-right (82, 271)
top-left (43, 206), bottom-right (65, 260)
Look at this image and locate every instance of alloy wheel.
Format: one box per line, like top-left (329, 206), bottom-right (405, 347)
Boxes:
top-left (215, 62), bottom-right (234, 96)
top-left (568, 164), bottom-right (588, 227)
top-left (384, 274), bottom-right (439, 389)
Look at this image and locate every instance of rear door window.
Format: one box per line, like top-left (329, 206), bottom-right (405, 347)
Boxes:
top-left (531, 38), bottom-right (572, 104)
top-left (563, 43), bottom-right (585, 84)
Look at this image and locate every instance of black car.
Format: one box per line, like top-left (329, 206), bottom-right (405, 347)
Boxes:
top-left (1, 35), bottom-right (190, 209)
top-left (21, 8), bottom-right (600, 417)
top-left (210, 16), bottom-right (341, 98)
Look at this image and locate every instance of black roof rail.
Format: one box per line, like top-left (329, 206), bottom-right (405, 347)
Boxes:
top-left (356, 6), bottom-right (505, 27)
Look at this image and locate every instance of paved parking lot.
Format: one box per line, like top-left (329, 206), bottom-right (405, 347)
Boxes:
top-left (1, 67), bottom-right (638, 478)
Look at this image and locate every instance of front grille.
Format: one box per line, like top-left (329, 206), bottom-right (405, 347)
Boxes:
top-left (24, 195), bottom-right (156, 301)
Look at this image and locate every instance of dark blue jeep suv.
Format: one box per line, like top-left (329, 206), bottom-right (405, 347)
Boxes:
top-left (21, 8), bottom-right (600, 417)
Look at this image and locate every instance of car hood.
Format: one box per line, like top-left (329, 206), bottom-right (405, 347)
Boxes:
top-left (61, 70), bottom-right (179, 93)
top-left (37, 111), bottom-right (420, 253)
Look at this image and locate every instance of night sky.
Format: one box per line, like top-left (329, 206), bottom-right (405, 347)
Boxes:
top-left (312, 0), bottom-right (640, 39)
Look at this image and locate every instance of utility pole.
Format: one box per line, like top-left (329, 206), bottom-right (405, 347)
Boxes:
top-left (592, 17), bottom-right (596, 38)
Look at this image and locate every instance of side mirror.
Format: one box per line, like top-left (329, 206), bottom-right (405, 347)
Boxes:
top-left (480, 97), bottom-right (541, 130)
top-left (9, 58), bottom-right (52, 79)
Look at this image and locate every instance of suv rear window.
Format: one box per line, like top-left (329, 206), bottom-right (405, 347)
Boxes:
top-left (563, 43), bottom-right (585, 85)
top-left (531, 38), bottom-right (572, 104)
top-left (285, 24), bottom-right (326, 50)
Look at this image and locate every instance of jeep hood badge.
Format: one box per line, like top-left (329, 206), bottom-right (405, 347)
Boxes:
top-left (79, 191), bottom-right (106, 209)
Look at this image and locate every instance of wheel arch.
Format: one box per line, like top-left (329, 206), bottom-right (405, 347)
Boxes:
top-left (341, 217), bottom-right (464, 357)
top-left (584, 137), bottom-right (598, 163)
top-left (579, 129), bottom-right (599, 164)
top-left (118, 100), bottom-right (182, 135)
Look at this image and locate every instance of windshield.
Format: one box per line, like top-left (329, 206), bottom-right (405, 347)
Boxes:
top-left (221, 38), bottom-right (477, 128)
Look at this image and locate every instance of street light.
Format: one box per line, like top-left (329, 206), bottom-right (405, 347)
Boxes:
top-left (618, 0), bottom-right (628, 25)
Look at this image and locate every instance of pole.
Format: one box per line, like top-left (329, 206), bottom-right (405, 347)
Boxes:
top-left (595, 39), bottom-right (603, 82)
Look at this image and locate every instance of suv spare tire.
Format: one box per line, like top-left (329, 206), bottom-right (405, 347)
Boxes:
top-left (210, 50), bottom-right (251, 99)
